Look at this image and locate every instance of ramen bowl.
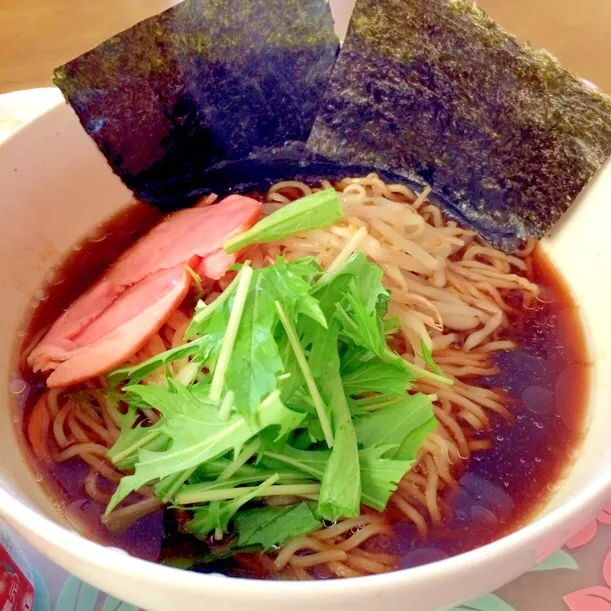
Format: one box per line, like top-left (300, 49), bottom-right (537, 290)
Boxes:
top-left (0, 83), bottom-right (609, 611)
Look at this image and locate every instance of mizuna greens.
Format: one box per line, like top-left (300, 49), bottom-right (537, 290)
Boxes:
top-left (104, 249), bottom-right (450, 556)
top-left (223, 188), bottom-right (344, 254)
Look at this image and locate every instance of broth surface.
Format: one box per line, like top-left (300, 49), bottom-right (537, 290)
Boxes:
top-left (11, 201), bottom-right (589, 576)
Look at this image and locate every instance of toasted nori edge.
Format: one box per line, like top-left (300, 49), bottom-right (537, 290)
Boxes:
top-left (53, 0), bottom-right (339, 207)
top-left (168, 143), bottom-right (491, 249)
top-left (176, 143), bottom-right (515, 247)
top-left (307, 0), bottom-right (611, 249)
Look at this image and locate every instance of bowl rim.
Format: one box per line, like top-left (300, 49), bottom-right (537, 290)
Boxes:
top-left (1, 94), bottom-right (610, 602)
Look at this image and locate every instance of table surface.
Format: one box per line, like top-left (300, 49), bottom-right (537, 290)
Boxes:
top-left (1, 0), bottom-right (611, 95)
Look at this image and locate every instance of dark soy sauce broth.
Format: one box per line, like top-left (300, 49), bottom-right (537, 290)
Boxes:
top-left (394, 250), bottom-right (589, 569)
top-left (11, 202), bottom-right (589, 577)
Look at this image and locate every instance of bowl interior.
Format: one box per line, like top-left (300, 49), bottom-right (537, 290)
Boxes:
top-left (0, 101), bottom-right (134, 519)
top-left (1, 97), bottom-right (610, 526)
top-left (0, 96), bottom-right (610, 611)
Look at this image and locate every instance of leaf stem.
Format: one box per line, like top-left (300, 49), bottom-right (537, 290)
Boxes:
top-left (219, 439), bottom-right (261, 481)
top-left (175, 359), bottom-right (203, 386)
top-left (323, 225), bottom-right (368, 278)
top-left (210, 265), bottom-right (253, 403)
top-left (108, 430), bottom-right (162, 466)
top-left (274, 301), bottom-right (334, 448)
top-left (218, 391), bottom-right (234, 421)
top-left (177, 482), bottom-right (320, 505)
top-left (185, 265), bottom-right (204, 296)
top-left (157, 467), bottom-right (197, 503)
top-left (401, 357), bottom-right (453, 385)
top-left (263, 451), bottom-right (323, 480)
top-left (356, 396), bottom-right (404, 413)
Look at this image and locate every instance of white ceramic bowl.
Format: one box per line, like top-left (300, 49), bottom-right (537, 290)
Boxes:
top-left (1, 36), bottom-right (611, 611)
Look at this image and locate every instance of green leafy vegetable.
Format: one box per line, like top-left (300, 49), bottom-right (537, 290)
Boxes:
top-left (107, 336), bottom-right (211, 387)
top-left (384, 316), bottom-right (401, 334)
top-left (186, 258), bottom-right (325, 415)
top-left (209, 265), bottom-right (254, 403)
top-left (275, 300), bottom-right (333, 447)
top-left (420, 339), bottom-right (444, 377)
top-left (106, 406), bottom-right (167, 470)
top-left (349, 394), bottom-right (404, 415)
top-left (223, 260), bottom-right (325, 414)
top-left (337, 291), bottom-right (451, 384)
top-left (123, 379), bottom-right (214, 417)
top-left (317, 357), bottom-right (361, 521)
top-left (262, 445), bottom-right (329, 480)
top-left (263, 444), bottom-right (415, 511)
top-left (185, 267), bottom-right (242, 341)
top-left (186, 474), bottom-right (280, 538)
top-left (316, 250), bottom-right (388, 313)
top-left (155, 469), bottom-right (198, 503)
top-left (336, 292), bottom-right (388, 357)
top-left (106, 390), bottom-right (303, 513)
top-left (188, 458), bottom-right (264, 483)
top-left (182, 471), bottom-right (308, 496)
top-left (342, 358), bottom-right (414, 397)
top-left (359, 446), bottom-right (415, 511)
top-left (235, 502), bottom-right (321, 550)
top-left (395, 417), bottom-right (439, 462)
top-left (277, 334), bottom-right (305, 402)
top-left (354, 393), bottom-right (437, 457)
top-left (104, 249), bottom-right (445, 560)
top-left (178, 481), bottom-right (320, 505)
top-left (223, 188), bottom-right (344, 254)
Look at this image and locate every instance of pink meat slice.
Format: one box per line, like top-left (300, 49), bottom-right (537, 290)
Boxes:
top-left (194, 248), bottom-right (238, 281)
top-left (28, 194), bottom-right (262, 387)
top-left (46, 266), bottom-right (191, 388)
top-left (107, 194), bottom-right (261, 286)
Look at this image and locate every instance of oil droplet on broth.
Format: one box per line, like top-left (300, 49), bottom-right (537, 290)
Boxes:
top-left (9, 378), bottom-right (27, 395)
top-left (535, 285), bottom-right (556, 304)
top-left (522, 385), bottom-right (555, 416)
top-left (90, 231), bottom-right (109, 243)
top-left (546, 480), bottom-right (564, 493)
top-left (32, 288), bottom-right (48, 303)
top-left (43, 266), bottom-right (58, 285)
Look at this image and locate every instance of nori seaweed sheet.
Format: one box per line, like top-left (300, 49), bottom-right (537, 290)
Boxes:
top-left (53, 0), bottom-right (339, 206)
top-left (307, 0), bottom-right (611, 249)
